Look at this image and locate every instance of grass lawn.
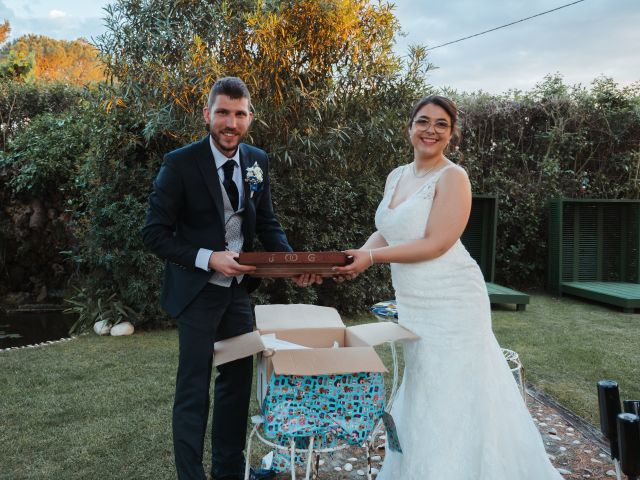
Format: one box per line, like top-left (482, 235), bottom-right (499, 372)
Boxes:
top-left (491, 291), bottom-right (639, 424)
top-left (1, 292), bottom-right (638, 479)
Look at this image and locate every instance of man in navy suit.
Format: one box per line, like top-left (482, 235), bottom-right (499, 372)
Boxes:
top-left (142, 77), bottom-right (315, 480)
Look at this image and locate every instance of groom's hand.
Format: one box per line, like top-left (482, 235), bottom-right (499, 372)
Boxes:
top-left (332, 272), bottom-right (358, 283)
top-left (208, 251), bottom-right (256, 277)
top-left (291, 273), bottom-right (323, 287)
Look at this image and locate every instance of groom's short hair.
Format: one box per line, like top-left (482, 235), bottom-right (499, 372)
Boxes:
top-left (207, 77), bottom-right (251, 111)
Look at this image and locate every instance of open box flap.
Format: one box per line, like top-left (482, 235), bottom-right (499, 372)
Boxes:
top-left (270, 346), bottom-right (387, 375)
top-left (346, 322), bottom-right (420, 346)
top-left (213, 331), bottom-right (265, 367)
top-left (255, 304), bottom-right (345, 330)
top-left (260, 327), bottom-right (345, 348)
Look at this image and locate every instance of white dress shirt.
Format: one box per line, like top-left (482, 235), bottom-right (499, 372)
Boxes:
top-left (194, 138), bottom-right (244, 271)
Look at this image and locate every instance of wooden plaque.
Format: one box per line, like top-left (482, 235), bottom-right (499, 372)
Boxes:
top-left (237, 251), bottom-right (352, 277)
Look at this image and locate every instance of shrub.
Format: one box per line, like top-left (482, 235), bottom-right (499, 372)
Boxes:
top-left (0, 96), bottom-right (93, 300)
top-left (455, 75), bottom-right (640, 287)
top-left (2, 3), bottom-right (639, 327)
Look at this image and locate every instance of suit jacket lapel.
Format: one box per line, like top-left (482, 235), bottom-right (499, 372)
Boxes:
top-left (239, 144), bottom-right (256, 230)
top-left (195, 136), bottom-right (225, 227)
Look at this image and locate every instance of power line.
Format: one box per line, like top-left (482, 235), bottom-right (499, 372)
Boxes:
top-left (426, 0), bottom-right (587, 51)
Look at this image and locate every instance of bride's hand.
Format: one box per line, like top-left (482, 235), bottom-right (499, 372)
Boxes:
top-left (334, 249), bottom-right (372, 276)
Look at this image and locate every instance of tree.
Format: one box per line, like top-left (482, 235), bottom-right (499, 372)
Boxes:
top-left (96, 0), bottom-right (428, 155)
top-left (0, 50), bottom-right (35, 82)
top-left (0, 35), bottom-right (105, 85)
top-left (72, 0), bottom-right (433, 319)
top-left (0, 20), bottom-right (9, 45)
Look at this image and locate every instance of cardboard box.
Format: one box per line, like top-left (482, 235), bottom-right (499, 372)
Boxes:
top-left (213, 304), bottom-right (420, 406)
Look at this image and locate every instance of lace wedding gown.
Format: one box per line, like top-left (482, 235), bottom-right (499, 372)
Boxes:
top-left (376, 164), bottom-right (562, 480)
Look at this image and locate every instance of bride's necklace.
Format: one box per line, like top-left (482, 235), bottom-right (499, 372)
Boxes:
top-left (411, 160), bottom-right (441, 178)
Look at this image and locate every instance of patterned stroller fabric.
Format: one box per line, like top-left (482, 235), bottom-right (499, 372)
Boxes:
top-left (261, 371), bottom-right (385, 472)
top-left (370, 300), bottom-right (398, 320)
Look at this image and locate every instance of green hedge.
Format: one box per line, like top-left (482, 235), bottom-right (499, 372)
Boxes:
top-left (0, 82), bottom-right (90, 299)
top-left (455, 76), bottom-right (640, 287)
top-left (0, 81), bottom-right (83, 151)
top-left (1, 0), bottom-right (638, 327)
top-left (2, 76), bottom-right (639, 324)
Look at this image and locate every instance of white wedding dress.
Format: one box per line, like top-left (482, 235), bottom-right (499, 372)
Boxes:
top-left (375, 164), bottom-right (563, 480)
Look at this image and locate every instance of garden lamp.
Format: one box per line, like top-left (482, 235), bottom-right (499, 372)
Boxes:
top-left (624, 401), bottom-right (640, 416)
top-left (598, 380), bottom-right (622, 480)
top-left (617, 413), bottom-right (640, 480)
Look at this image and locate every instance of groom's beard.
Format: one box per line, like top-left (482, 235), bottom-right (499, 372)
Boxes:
top-left (207, 123), bottom-right (245, 157)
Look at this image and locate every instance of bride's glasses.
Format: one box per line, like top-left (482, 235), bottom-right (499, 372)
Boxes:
top-left (412, 118), bottom-right (451, 134)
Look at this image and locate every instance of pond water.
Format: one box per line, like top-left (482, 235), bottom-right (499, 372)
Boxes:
top-left (0, 305), bottom-right (76, 349)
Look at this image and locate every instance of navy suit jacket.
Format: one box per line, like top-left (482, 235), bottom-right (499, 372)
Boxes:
top-left (142, 136), bottom-right (292, 317)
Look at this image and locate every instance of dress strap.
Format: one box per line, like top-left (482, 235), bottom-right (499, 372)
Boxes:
top-left (413, 163), bottom-right (458, 200)
top-left (385, 166), bottom-right (406, 197)
top-left (430, 163), bottom-right (457, 183)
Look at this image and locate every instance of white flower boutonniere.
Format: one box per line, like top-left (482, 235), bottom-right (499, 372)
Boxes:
top-left (245, 161), bottom-right (263, 198)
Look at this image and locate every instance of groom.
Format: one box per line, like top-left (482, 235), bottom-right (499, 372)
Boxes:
top-left (142, 77), bottom-right (311, 480)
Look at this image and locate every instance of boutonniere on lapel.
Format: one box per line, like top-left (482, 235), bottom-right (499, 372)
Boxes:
top-left (245, 161), bottom-right (263, 198)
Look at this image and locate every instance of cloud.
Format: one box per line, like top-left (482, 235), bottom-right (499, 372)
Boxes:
top-left (0, 0), bottom-right (106, 42)
top-left (3, 12), bottom-right (106, 43)
top-left (393, 0), bottom-right (640, 93)
top-left (0, 0), bottom-right (16, 22)
top-left (49, 10), bottom-right (68, 19)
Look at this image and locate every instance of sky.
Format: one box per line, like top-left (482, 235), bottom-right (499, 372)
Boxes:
top-left (1, 0), bottom-right (638, 94)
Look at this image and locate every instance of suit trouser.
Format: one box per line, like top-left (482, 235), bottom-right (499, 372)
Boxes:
top-left (173, 281), bottom-right (253, 480)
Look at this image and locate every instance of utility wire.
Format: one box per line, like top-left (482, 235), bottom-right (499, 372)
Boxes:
top-left (426, 0), bottom-right (586, 51)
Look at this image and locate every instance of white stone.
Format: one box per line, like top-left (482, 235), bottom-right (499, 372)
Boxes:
top-left (334, 466), bottom-right (342, 472)
top-left (559, 447), bottom-right (567, 452)
top-left (606, 470), bottom-right (617, 476)
top-left (348, 457), bottom-right (358, 462)
top-left (548, 454), bottom-right (556, 461)
top-left (93, 320), bottom-right (111, 335)
top-left (539, 422), bottom-right (548, 427)
top-left (599, 453), bottom-right (608, 458)
top-left (318, 459), bottom-right (324, 466)
top-left (572, 440), bottom-right (581, 445)
top-left (379, 435), bottom-right (386, 440)
top-left (110, 321), bottom-right (134, 336)
top-left (590, 458), bottom-right (603, 464)
top-left (357, 470), bottom-right (365, 476)
top-left (567, 427), bottom-right (575, 432)
top-left (371, 455), bottom-right (382, 461)
top-left (371, 467), bottom-right (380, 475)
top-left (344, 463), bottom-right (353, 472)
top-left (548, 428), bottom-right (558, 435)
top-left (557, 468), bottom-right (572, 475)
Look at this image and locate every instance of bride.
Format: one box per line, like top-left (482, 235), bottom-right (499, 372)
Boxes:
top-left (335, 96), bottom-right (562, 479)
